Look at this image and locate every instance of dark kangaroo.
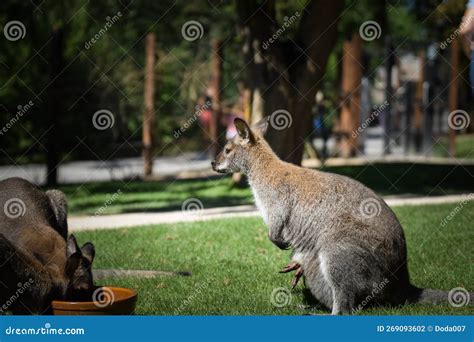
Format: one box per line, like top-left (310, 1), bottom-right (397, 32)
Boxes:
top-left (212, 118), bottom-right (472, 314)
top-left (0, 177), bottom-right (95, 314)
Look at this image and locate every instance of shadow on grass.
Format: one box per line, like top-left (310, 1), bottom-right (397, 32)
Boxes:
top-left (119, 197), bottom-right (252, 214)
top-left (59, 163), bottom-right (474, 215)
top-left (321, 163), bottom-right (474, 196)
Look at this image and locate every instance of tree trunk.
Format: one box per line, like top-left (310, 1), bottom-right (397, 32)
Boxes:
top-left (46, 26), bottom-right (64, 186)
top-left (414, 51), bottom-right (425, 152)
top-left (383, 36), bottom-right (394, 155)
top-left (403, 82), bottom-right (414, 154)
top-left (237, 0), bottom-right (344, 165)
top-left (422, 53), bottom-right (436, 157)
top-left (339, 33), bottom-right (363, 158)
top-left (209, 39), bottom-right (223, 157)
top-left (242, 86), bottom-right (252, 122)
top-left (448, 39), bottom-right (459, 157)
top-left (143, 32), bottom-right (156, 176)
top-left (232, 86), bottom-right (253, 186)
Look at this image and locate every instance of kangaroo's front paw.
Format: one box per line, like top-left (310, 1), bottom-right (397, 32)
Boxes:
top-left (279, 262), bottom-right (304, 289)
top-left (279, 262), bottom-right (300, 273)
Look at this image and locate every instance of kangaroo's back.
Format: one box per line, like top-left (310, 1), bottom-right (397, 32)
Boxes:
top-left (0, 177), bottom-right (67, 239)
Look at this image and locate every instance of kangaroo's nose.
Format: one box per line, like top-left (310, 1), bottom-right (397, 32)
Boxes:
top-left (211, 160), bottom-right (216, 168)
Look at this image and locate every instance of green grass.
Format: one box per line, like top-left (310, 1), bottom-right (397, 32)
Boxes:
top-left (434, 134), bottom-right (474, 159)
top-left (60, 163), bottom-right (474, 216)
top-left (74, 202), bottom-right (474, 315)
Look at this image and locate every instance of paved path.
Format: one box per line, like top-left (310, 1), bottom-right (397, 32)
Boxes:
top-left (69, 194), bottom-right (472, 232)
top-left (3, 152), bottom-right (472, 185)
top-left (69, 205), bottom-right (258, 231)
top-left (0, 153), bottom-right (211, 185)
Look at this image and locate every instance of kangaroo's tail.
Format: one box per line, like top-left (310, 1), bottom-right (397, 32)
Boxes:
top-left (407, 285), bottom-right (473, 307)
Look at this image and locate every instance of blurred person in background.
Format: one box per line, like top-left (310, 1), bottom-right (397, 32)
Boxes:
top-left (222, 94), bottom-right (245, 140)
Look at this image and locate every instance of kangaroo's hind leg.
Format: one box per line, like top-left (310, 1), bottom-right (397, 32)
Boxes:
top-left (314, 252), bottom-right (354, 314)
top-left (321, 246), bottom-right (386, 315)
top-left (302, 256), bottom-right (334, 312)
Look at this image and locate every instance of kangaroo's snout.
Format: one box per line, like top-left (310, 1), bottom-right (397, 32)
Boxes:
top-left (211, 158), bottom-right (228, 173)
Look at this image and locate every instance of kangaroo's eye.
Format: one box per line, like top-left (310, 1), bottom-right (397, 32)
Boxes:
top-left (225, 148), bottom-right (232, 154)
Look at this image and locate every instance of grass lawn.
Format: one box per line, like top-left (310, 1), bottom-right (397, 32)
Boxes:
top-left (434, 134), bottom-right (474, 159)
top-left (74, 201), bottom-right (474, 315)
top-left (60, 163), bottom-right (474, 216)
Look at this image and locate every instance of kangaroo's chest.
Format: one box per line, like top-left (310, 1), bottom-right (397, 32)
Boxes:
top-left (250, 183), bottom-right (289, 227)
top-left (251, 187), bottom-right (269, 225)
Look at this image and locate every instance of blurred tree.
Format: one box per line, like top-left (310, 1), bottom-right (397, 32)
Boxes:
top-left (1, 0), bottom-right (467, 174)
top-left (143, 32), bottom-right (156, 176)
top-left (236, 0), bottom-right (344, 165)
top-left (45, 25), bottom-right (64, 185)
top-left (339, 33), bottom-right (363, 158)
top-left (209, 38), bottom-right (223, 157)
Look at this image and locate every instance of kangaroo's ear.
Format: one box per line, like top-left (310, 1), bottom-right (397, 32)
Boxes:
top-left (80, 242), bottom-right (95, 264)
top-left (234, 118), bottom-right (255, 144)
top-left (66, 235), bottom-right (80, 257)
top-left (65, 253), bottom-right (81, 277)
top-left (252, 116), bottom-right (269, 136)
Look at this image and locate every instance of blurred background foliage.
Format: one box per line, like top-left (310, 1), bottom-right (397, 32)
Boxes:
top-left (0, 0), bottom-right (467, 164)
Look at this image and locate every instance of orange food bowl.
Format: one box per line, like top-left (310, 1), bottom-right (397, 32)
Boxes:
top-left (52, 286), bottom-right (138, 315)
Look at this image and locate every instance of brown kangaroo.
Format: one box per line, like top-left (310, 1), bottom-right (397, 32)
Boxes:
top-left (0, 177), bottom-right (95, 314)
top-left (212, 118), bottom-right (472, 314)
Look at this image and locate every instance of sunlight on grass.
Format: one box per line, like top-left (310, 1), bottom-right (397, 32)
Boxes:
top-left (434, 134), bottom-right (474, 159)
top-left (75, 202), bottom-right (474, 315)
